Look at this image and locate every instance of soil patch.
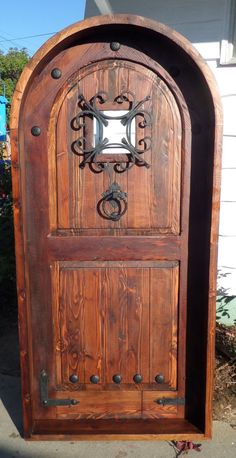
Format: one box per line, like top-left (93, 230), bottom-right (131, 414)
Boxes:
top-left (213, 324), bottom-right (236, 428)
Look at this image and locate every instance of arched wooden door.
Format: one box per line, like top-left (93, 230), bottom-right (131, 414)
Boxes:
top-left (11, 16), bottom-right (222, 440)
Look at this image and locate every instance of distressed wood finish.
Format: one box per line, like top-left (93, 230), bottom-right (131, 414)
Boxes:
top-left (20, 45), bottom-right (188, 427)
top-left (11, 14), bottom-right (222, 440)
top-left (31, 418), bottom-right (202, 440)
top-left (55, 60), bottom-right (181, 234)
top-left (53, 261), bottom-right (178, 393)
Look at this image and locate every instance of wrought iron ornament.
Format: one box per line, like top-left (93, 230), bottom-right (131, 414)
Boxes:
top-left (73, 90), bottom-right (152, 172)
top-left (72, 90), bottom-right (152, 221)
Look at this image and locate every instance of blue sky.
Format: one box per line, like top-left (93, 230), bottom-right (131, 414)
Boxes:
top-left (0, 0), bottom-right (86, 55)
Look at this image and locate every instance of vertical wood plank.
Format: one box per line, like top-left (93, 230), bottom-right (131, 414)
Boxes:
top-left (84, 268), bottom-right (103, 383)
top-left (150, 266), bottom-right (178, 388)
top-left (126, 268), bottom-right (150, 382)
top-left (57, 99), bottom-right (70, 227)
top-left (59, 269), bottom-right (85, 384)
top-left (103, 266), bottom-right (128, 383)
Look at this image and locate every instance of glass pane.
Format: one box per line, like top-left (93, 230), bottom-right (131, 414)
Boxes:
top-left (94, 110), bottom-right (135, 154)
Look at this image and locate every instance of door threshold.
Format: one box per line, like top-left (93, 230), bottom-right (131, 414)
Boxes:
top-left (31, 418), bottom-right (206, 441)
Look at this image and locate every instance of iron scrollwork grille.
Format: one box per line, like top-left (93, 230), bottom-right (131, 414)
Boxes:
top-left (71, 90), bottom-right (152, 221)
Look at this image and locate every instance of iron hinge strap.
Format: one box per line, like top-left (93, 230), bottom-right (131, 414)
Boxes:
top-left (40, 370), bottom-right (79, 407)
top-left (155, 397), bottom-right (185, 406)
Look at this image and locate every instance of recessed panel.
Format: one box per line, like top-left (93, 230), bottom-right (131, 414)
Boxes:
top-left (53, 260), bottom-right (179, 396)
top-left (54, 60), bottom-right (182, 234)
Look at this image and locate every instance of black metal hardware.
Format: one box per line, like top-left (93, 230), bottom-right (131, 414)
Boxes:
top-left (40, 370), bottom-right (79, 407)
top-left (90, 375), bottom-right (100, 384)
top-left (72, 90), bottom-right (152, 222)
top-left (51, 68), bottom-right (62, 79)
top-left (73, 91), bottom-right (152, 172)
top-left (97, 182), bottom-right (127, 221)
top-left (133, 374), bottom-right (143, 384)
top-left (31, 126), bottom-right (41, 136)
top-left (155, 373), bottom-right (165, 384)
top-left (155, 397), bottom-right (185, 406)
top-left (69, 374), bottom-right (79, 383)
top-left (110, 42), bottom-right (121, 51)
top-left (113, 374), bottom-right (122, 384)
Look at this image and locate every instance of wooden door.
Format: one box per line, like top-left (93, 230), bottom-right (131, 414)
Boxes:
top-left (22, 55), bottom-right (189, 423)
top-left (11, 15), bottom-right (222, 439)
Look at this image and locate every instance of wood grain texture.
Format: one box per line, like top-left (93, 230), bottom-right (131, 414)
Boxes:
top-left (142, 391), bottom-right (179, 419)
top-left (47, 236), bottom-right (181, 260)
top-left (54, 261), bottom-right (178, 400)
top-left (10, 14), bottom-right (222, 439)
top-left (10, 129), bottom-right (32, 437)
top-left (54, 60), bottom-right (181, 234)
top-left (150, 265), bottom-right (178, 389)
top-left (56, 391), bottom-right (141, 420)
top-left (31, 418), bottom-right (203, 440)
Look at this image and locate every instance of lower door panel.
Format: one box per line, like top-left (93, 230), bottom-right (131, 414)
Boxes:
top-left (37, 260), bottom-right (182, 421)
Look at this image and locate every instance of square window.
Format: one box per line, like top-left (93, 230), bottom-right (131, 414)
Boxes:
top-left (93, 110), bottom-right (135, 154)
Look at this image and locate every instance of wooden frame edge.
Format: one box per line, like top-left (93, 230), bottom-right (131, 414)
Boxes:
top-left (27, 433), bottom-right (207, 441)
top-left (10, 129), bottom-right (32, 437)
top-left (10, 13), bottom-right (223, 439)
top-left (204, 120), bottom-right (223, 438)
top-left (10, 14), bottom-right (222, 130)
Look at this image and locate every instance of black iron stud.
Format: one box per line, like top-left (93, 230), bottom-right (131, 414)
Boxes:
top-left (31, 126), bottom-right (41, 136)
top-left (133, 374), bottom-right (142, 384)
top-left (110, 42), bottom-right (121, 51)
top-left (51, 68), bottom-right (62, 79)
top-left (90, 375), bottom-right (100, 384)
top-left (113, 374), bottom-right (122, 384)
top-left (155, 373), bottom-right (165, 384)
top-left (69, 374), bottom-right (79, 383)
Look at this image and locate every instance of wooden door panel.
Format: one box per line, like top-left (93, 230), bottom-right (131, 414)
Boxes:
top-left (47, 391), bottom-right (182, 420)
top-left (54, 60), bottom-right (181, 235)
top-left (14, 39), bottom-right (191, 428)
top-left (53, 261), bottom-right (178, 393)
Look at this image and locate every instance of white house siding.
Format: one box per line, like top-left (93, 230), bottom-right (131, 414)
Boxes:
top-left (85, 0), bottom-right (236, 295)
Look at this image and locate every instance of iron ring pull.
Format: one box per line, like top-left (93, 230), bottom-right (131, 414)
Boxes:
top-left (97, 182), bottom-right (128, 221)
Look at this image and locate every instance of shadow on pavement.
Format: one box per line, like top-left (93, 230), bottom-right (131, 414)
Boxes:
top-left (0, 327), bottom-right (23, 437)
top-left (0, 373), bottom-right (23, 436)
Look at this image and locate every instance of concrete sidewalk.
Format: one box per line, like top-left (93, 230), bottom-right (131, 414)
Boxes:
top-left (0, 374), bottom-right (235, 458)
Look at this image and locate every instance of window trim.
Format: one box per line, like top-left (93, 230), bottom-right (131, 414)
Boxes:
top-left (220, 0), bottom-right (236, 65)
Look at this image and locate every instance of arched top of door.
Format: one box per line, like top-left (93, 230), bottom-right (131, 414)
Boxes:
top-left (10, 14), bottom-right (222, 130)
